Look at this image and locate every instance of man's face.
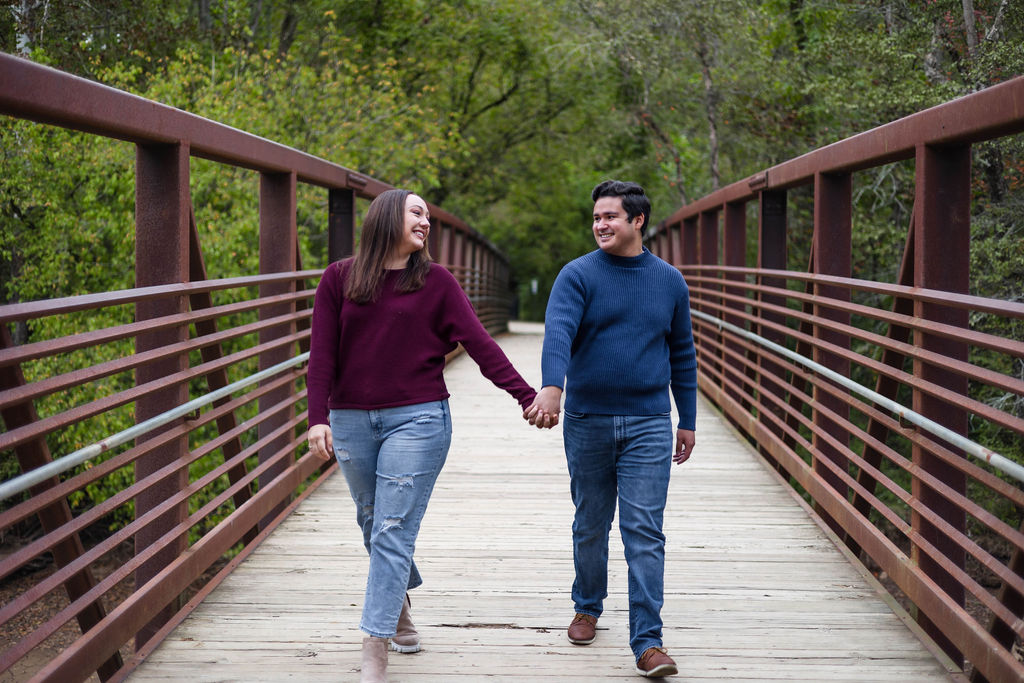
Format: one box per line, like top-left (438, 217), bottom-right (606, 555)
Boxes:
top-left (592, 196), bottom-right (644, 257)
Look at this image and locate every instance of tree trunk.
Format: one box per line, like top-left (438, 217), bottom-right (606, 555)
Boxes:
top-left (698, 41), bottom-right (720, 192)
top-left (962, 0), bottom-right (978, 58)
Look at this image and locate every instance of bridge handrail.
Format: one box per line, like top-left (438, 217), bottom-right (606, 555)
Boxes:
top-left (690, 308), bottom-right (1024, 484)
top-left (0, 53), bottom-right (514, 682)
top-left (649, 76), bottom-right (1024, 683)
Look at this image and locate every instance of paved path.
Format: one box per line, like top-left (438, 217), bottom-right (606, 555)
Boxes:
top-left (128, 322), bottom-right (956, 682)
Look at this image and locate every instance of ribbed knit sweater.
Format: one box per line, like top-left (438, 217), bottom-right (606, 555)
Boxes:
top-left (541, 247), bottom-right (698, 430)
top-left (306, 260), bottom-right (536, 427)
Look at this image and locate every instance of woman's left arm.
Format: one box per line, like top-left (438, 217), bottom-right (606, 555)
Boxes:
top-left (438, 270), bottom-right (537, 409)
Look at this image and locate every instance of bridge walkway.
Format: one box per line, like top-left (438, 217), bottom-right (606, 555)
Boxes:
top-left (126, 322), bottom-right (956, 682)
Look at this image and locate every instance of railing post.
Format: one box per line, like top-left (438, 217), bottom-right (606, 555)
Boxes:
top-left (134, 142), bottom-right (191, 648)
top-left (723, 201), bottom-right (749, 410)
top-left (328, 188), bottom-right (355, 262)
top-left (682, 217), bottom-right (698, 265)
top-left (439, 220), bottom-right (453, 266)
top-left (666, 222), bottom-right (679, 265)
top-left (258, 171), bottom-right (297, 528)
top-left (812, 171), bottom-right (852, 533)
top-left (699, 209), bottom-right (722, 376)
top-left (757, 189), bottom-right (788, 466)
top-left (913, 143), bottom-right (970, 666)
top-left (428, 217), bottom-right (440, 259)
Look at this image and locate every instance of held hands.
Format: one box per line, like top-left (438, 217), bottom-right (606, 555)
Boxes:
top-left (523, 386), bottom-right (562, 429)
top-left (307, 423), bottom-right (334, 461)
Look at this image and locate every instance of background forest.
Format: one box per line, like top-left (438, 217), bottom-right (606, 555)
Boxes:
top-left (2, 0), bottom-right (1023, 320)
top-left (2, 1), bottom-right (1024, 643)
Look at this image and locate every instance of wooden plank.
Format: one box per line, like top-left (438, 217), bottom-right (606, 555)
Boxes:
top-left (128, 322), bottom-right (957, 682)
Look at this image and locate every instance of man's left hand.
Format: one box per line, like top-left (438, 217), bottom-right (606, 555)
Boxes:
top-left (674, 428), bottom-right (694, 464)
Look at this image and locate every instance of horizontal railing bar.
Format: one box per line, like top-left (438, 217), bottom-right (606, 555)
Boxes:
top-left (1, 425), bottom-right (306, 675)
top-left (0, 329), bottom-right (305, 453)
top-left (0, 308), bottom-right (311, 410)
top-left (119, 458), bottom-right (337, 679)
top-left (693, 297), bottom-right (1024, 435)
top-left (747, 370), bottom-right (1024, 636)
top-left (3, 403), bottom-right (306, 615)
top-left (0, 352), bottom-right (309, 503)
top-left (691, 309), bottom-right (1024, 484)
top-left (0, 382), bottom-right (303, 585)
top-left (0, 372), bottom-right (295, 533)
top-left (686, 273), bottom-right (1024, 360)
top-left (702, 373), bottom-right (1024, 682)
top-left (683, 265), bottom-right (1024, 320)
top-left (688, 282), bottom-right (1024, 398)
top-left (708, 324), bottom-right (1024, 513)
top-left (33, 438), bottom-right (321, 681)
top-left (0, 289), bottom-right (313, 368)
top-left (706, 320), bottom-right (1024, 508)
top-left (0, 270), bottom-right (322, 324)
top-left (728, 335), bottom-right (1024, 581)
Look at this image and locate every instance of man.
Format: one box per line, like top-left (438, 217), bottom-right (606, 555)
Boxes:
top-left (525, 179), bottom-right (697, 678)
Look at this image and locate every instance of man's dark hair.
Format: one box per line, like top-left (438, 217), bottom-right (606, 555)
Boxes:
top-left (592, 180), bottom-right (651, 230)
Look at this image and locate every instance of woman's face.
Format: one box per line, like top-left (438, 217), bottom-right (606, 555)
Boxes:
top-left (395, 194), bottom-right (431, 259)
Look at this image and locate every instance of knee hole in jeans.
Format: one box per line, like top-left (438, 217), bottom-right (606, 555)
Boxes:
top-left (383, 473), bottom-right (415, 489)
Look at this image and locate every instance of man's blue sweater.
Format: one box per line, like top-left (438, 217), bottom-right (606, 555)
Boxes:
top-left (541, 247), bottom-right (698, 430)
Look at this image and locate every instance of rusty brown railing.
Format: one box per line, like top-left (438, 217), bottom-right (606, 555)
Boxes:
top-left (649, 76), bottom-right (1024, 682)
top-left (0, 53), bottom-right (513, 682)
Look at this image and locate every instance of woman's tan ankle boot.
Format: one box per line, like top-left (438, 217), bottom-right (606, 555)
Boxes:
top-left (391, 593), bottom-right (420, 653)
top-left (360, 636), bottom-right (388, 682)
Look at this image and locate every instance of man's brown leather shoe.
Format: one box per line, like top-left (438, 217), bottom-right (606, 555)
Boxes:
top-left (635, 647), bottom-right (678, 677)
top-left (567, 613), bottom-right (597, 645)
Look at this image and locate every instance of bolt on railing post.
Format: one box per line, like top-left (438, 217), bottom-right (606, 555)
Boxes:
top-left (258, 171), bottom-right (298, 529)
top-left (134, 142), bottom-right (191, 649)
top-left (912, 142), bottom-right (971, 667)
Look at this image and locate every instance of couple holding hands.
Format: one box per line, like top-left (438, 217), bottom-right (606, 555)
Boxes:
top-left (306, 180), bottom-right (697, 681)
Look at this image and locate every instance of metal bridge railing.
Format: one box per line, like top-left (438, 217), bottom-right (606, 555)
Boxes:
top-left (649, 76), bottom-right (1024, 683)
top-left (0, 53), bottom-right (514, 682)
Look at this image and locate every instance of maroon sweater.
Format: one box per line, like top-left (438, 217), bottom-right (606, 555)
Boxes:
top-left (306, 260), bottom-right (536, 427)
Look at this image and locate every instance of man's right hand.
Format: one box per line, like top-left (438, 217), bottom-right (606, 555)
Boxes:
top-left (523, 386), bottom-right (562, 429)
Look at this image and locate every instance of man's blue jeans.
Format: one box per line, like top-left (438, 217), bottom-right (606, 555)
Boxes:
top-left (330, 400), bottom-right (452, 638)
top-left (562, 411), bottom-right (673, 659)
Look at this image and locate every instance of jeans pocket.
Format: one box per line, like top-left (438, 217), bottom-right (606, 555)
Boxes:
top-left (564, 410), bottom-right (586, 420)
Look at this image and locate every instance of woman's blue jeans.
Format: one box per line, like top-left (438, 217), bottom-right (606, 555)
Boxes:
top-left (562, 411), bottom-right (673, 659)
top-left (330, 400), bottom-right (452, 638)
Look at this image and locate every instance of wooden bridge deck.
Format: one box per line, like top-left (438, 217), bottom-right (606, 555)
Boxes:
top-left (127, 322), bottom-right (957, 682)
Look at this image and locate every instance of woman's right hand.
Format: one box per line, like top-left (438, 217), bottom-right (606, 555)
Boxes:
top-left (307, 424), bottom-right (334, 461)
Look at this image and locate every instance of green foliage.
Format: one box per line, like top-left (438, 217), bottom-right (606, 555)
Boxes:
top-left (2, 0), bottom-right (1023, 540)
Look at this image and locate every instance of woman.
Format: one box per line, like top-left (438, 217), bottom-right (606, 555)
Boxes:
top-left (305, 189), bottom-right (537, 682)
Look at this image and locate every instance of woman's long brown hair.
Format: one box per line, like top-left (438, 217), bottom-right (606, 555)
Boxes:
top-left (344, 189), bottom-right (432, 303)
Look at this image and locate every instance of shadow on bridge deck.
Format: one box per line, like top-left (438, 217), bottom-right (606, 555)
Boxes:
top-left (126, 322), bottom-right (957, 682)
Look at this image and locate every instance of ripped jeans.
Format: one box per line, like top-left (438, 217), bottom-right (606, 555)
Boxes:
top-left (330, 400), bottom-right (452, 638)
